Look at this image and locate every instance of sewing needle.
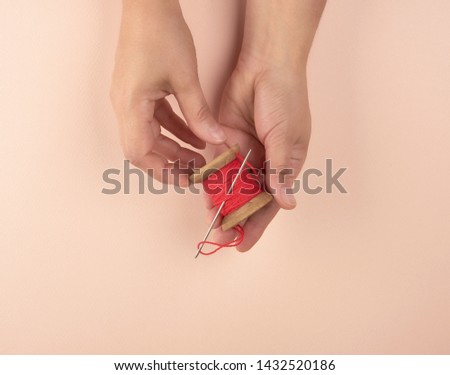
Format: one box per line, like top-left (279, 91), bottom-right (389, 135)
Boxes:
top-left (195, 148), bottom-right (253, 259)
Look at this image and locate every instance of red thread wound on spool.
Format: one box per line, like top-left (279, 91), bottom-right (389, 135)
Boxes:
top-left (197, 154), bottom-right (264, 256)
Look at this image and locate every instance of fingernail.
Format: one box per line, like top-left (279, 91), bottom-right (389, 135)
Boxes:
top-left (283, 187), bottom-right (297, 207)
top-left (209, 125), bottom-right (226, 142)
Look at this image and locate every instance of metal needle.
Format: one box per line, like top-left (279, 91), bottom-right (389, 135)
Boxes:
top-left (195, 149), bottom-right (253, 258)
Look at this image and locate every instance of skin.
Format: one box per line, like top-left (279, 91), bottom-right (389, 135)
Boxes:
top-left (110, 0), bottom-right (226, 187)
top-left (208, 0), bottom-right (327, 251)
top-left (111, 0), bottom-right (326, 251)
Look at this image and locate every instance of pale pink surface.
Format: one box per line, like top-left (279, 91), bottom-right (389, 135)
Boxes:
top-left (0, 0), bottom-right (449, 354)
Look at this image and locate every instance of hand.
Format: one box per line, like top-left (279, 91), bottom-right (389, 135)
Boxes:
top-left (207, 56), bottom-right (311, 251)
top-left (206, 0), bottom-right (325, 251)
top-left (110, 0), bottom-right (226, 186)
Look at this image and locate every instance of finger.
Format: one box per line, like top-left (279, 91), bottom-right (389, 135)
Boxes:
top-left (263, 126), bottom-right (298, 209)
top-left (203, 188), bottom-right (223, 229)
top-left (220, 126), bottom-right (266, 167)
top-left (153, 133), bottom-right (205, 167)
top-left (236, 200), bottom-right (280, 252)
top-left (119, 98), bottom-right (158, 166)
top-left (211, 225), bottom-right (238, 246)
top-left (254, 77), bottom-right (312, 209)
top-left (266, 141), bottom-right (308, 210)
top-left (205, 207), bottom-right (224, 231)
top-left (118, 99), bottom-right (189, 186)
top-left (154, 99), bottom-right (206, 149)
top-left (176, 80), bottom-right (226, 144)
top-left (202, 187), bottom-right (214, 210)
top-left (131, 151), bottom-right (190, 187)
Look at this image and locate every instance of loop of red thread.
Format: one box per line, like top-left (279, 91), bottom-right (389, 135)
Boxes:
top-left (197, 225), bottom-right (244, 256)
top-left (197, 153), bottom-right (264, 256)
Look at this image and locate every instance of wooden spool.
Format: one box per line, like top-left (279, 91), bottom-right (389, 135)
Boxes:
top-left (189, 145), bottom-right (273, 231)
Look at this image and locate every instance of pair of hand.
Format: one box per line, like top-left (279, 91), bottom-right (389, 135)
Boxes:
top-left (110, 0), bottom-right (324, 251)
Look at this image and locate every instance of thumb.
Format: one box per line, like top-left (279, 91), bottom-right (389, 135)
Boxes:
top-left (176, 80), bottom-right (226, 145)
top-left (264, 130), bottom-right (297, 210)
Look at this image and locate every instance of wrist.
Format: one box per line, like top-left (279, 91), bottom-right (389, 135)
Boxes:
top-left (123, 0), bottom-right (180, 10)
top-left (238, 46), bottom-right (308, 76)
top-left (241, 0), bottom-right (325, 71)
top-left (122, 0), bottom-right (182, 21)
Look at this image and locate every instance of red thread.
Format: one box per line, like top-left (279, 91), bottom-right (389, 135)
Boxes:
top-left (197, 153), bottom-right (264, 256)
top-left (197, 225), bottom-right (244, 256)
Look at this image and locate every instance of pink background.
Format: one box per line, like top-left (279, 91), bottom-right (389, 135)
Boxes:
top-left (0, 0), bottom-right (449, 354)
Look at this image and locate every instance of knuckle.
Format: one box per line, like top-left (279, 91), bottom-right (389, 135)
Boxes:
top-left (194, 101), bottom-right (211, 123)
top-left (263, 121), bottom-right (288, 148)
top-left (122, 147), bottom-right (144, 166)
top-left (109, 83), bottom-right (149, 113)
